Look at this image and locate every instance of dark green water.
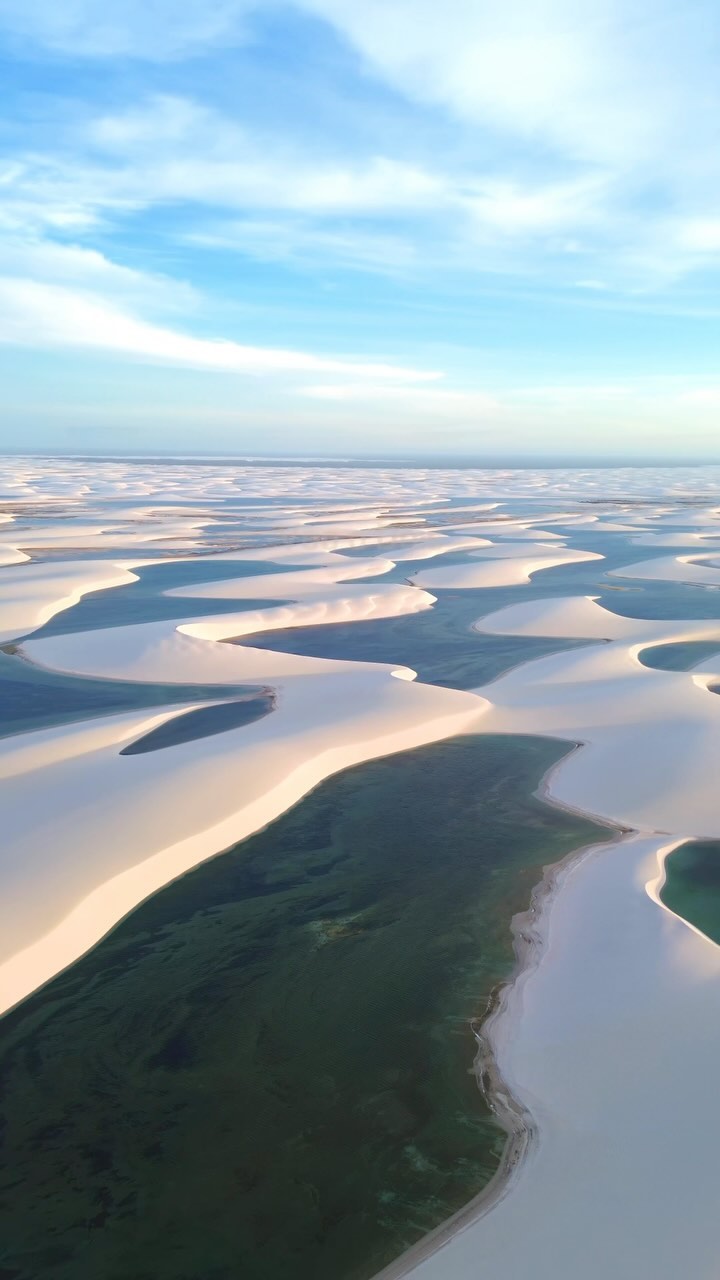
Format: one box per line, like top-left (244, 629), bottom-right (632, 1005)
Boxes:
top-left (120, 694), bottom-right (273, 754)
top-left (0, 650), bottom-right (265, 739)
top-left (0, 735), bottom-right (607, 1280)
top-left (660, 841), bottom-right (720, 945)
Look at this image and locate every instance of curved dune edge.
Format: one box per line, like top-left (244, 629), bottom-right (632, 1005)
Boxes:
top-left (645, 840), bottom-right (720, 951)
top-left (391, 826), bottom-right (720, 1280)
top-left (1, 522), bottom-right (501, 1013)
top-left (165, 552), bottom-right (442, 639)
top-left (0, 560), bottom-right (150, 643)
top-left (19, 522), bottom-right (601, 685)
top-left (372, 813), bottom-right (626, 1280)
top-left (410, 543), bottom-right (603, 589)
top-left (2, 524), bottom-right (624, 1013)
top-left (386, 591), bottom-right (720, 1280)
top-left (0, 513), bottom-right (489, 646)
top-left (0, 669), bottom-right (487, 1016)
top-left (14, 573), bottom-right (720, 1279)
top-left (610, 549), bottom-right (720, 589)
top-left (10, 473), bottom-right (720, 1278)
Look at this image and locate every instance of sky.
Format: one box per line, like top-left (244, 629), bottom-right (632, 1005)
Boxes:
top-left (1, 0), bottom-right (720, 458)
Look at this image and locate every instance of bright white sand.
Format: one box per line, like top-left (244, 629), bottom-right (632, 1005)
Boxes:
top-left (0, 670), bottom-right (485, 1014)
top-left (474, 594), bottom-right (720, 833)
top-left (0, 560), bottom-right (145, 642)
top-left (0, 489), bottom-right (499, 1011)
top-left (441, 522), bottom-right (564, 539)
top-left (7, 461), bottom-right (720, 1280)
top-left (611, 550), bottom-right (720, 588)
top-left (411, 543), bottom-right (603, 588)
top-left (0, 485), bottom-right (612, 1010)
top-left (0, 546), bottom-right (30, 566)
top-left (167, 559), bottom-right (437, 635)
top-left (385, 832), bottom-right (720, 1280)
top-left (387, 587), bottom-right (720, 1279)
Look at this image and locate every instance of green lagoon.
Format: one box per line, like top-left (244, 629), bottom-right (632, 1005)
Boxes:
top-left (660, 840), bottom-right (720, 946)
top-left (638, 641), bottom-right (720, 671)
top-left (0, 735), bottom-right (607, 1280)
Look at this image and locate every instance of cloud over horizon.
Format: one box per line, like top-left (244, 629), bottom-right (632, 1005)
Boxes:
top-left (1, 0), bottom-right (719, 454)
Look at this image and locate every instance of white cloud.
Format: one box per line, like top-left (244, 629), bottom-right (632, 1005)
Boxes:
top-left (285, 0), bottom-right (720, 286)
top-left (187, 219), bottom-right (419, 273)
top-left (83, 96), bottom-right (450, 215)
top-left (0, 95), bottom-right (619, 280)
top-left (1, 0), bottom-right (719, 377)
top-left (6, 0), bottom-right (715, 197)
top-left (0, 237), bottom-right (195, 310)
top-left (673, 219), bottom-right (720, 254)
top-left (463, 175), bottom-right (608, 236)
top-left (0, 0), bottom-right (254, 59)
top-left (0, 276), bottom-right (441, 380)
top-left (297, 0), bottom-right (718, 174)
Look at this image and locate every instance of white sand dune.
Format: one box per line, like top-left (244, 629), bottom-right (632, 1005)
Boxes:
top-left (631, 530), bottom-right (720, 546)
top-left (471, 594), bottom-right (720, 832)
top-left (441, 522), bottom-right (564, 539)
top-left (0, 515), bottom-right (471, 647)
top-left (8, 459), bottom-right (720, 1280)
top-left (22, 601), bottom-right (424, 685)
top-left (387, 589), bottom-right (720, 1279)
top-left (346, 535), bottom-right (488, 560)
top-left (167, 557), bottom-right (401, 597)
top-left (0, 506), bottom-right (494, 1010)
top-left (411, 543), bottom-right (602, 588)
top-left (0, 669), bottom-right (485, 1015)
top-left (163, 552), bottom-right (450, 637)
top-left (22, 558), bottom-right (438, 683)
top-left (388, 832), bottom-right (720, 1280)
top-left (0, 559), bottom-right (147, 643)
top-left (212, 531), bottom-right (486, 565)
top-left (610, 551), bottom-right (720, 587)
top-left (476, 590), bottom-right (720, 646)
top-left (0, 546), bottom-right (30, 566)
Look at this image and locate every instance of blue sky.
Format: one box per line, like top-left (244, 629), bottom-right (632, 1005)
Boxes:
top-left (1, 0), bottom-right (720, 457)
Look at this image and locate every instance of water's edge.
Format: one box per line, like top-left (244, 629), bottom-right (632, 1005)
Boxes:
top-left (372, 744), bottom-right (625, 1280)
